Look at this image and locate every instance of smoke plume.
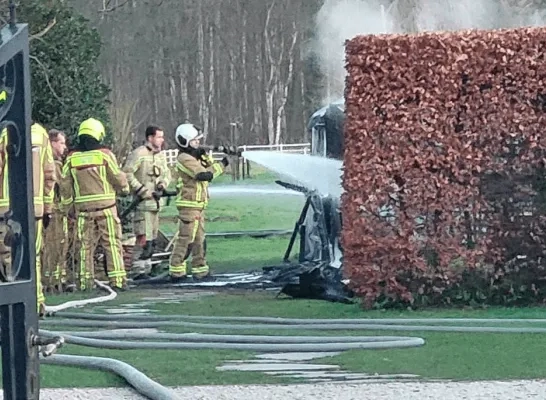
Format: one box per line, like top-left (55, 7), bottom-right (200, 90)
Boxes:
top-left (312, 0), bottom-right (395, 104)
top-left (311, 0), bottom-right (546, 104)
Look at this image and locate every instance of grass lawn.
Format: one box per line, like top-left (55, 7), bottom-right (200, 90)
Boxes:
top-left (159, 195), bottom-right (304, 234)
top-left (30, 291), bottom-right (546, 388)
top-left (207, 162), bottom-right (281, 186)
top-left (4, 165), bottom-right (546, 390)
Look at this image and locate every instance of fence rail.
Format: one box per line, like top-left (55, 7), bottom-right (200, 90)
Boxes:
top-left (162, 142), bottom-right (310, 167)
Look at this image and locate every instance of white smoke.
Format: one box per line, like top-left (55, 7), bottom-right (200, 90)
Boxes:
top-left (311, 0), bottom-right (546, 103)
top-left (416, 0), bottom-right (546, 31)
top-left (312, 0), bottom-right (395, 104)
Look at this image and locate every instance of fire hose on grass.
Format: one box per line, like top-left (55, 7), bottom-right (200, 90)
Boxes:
top-left (38, 310), bottom-right (546, 400)
top-left (43, 279), bottom-right (117, 315)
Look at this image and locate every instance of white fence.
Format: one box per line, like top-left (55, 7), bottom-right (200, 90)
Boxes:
top-left (162, 143), bottom-right (310, 167)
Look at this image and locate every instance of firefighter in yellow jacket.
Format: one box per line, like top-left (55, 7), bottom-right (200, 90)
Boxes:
top-left (169, 123), bottom-right (228, 282)
top-left (123, 125), bottom-right (171, 278)
top-left (43, 128), bottom-right (73, 292)
top-left (0, 123), bottom-right (56, 314)
top-left (60, 118), bottom-right (130, 291)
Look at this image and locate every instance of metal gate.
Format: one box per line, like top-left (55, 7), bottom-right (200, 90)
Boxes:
top-left (0, 3), bottom-right (40, 399)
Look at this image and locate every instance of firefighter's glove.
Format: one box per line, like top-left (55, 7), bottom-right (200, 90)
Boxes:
top-left (221, 157), bottom-right (229, 167)
top-left (43, 214), bottom-right (52, 230)
top-left (152, 191), bottom-right (162, 201)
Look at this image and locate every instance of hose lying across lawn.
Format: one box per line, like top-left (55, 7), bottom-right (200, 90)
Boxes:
top-left (39, 308), bottom-right (546, 400)
top-left (40, 354), bottom-right (177, 400)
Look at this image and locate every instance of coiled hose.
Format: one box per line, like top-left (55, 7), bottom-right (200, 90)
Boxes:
top-left (40, 311), bottom-right (546, 400)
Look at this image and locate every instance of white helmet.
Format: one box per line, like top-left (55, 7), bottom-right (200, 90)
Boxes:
top-left (175, 123), bottom-right (203, 148)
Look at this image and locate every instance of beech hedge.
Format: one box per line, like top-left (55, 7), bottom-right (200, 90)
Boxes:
top-left (342, 27), bottom-right (546, 309)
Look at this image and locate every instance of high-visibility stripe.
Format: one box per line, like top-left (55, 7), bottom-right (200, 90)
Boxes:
top-left (175, 200), bottom-right (206, 208)
top-left (191, 217), bottom-right (199, 242)
top-left (104, 208), bottom-right (125, 287)
top-left (2, 151), bottom-right (8, 203)
top-left (70, 153), bottom-right (104, 167)
top-left (196, 181), bottom-right (203, 202)
top-left (192, 265), bottom-right (209, 274)
top-left (77, 214), bottom-right (88, 290)
top-left (73, 193), bottom-right (116, 203)
top-left (54, 215), bottom-right (69, 282)
top-left (169, 264), bottom-right (187, 274)
top-left (32, 127), bottom-right (49, 207)
top-left (176, 162), bottom-right (195, 178)
top-left (36, 219), bottom-right (45, 305)
top-left (176, 178), bottom-right (184, 191)
top-left (61, 197), bottom-right (73, 207)
top-left (211, 162), bottom-right (223, 178)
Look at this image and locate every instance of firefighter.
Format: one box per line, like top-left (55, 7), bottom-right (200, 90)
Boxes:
top-left (60, 118), bottom-right (130, 292)
top-left (123, 125), bottom-right (171, 278)
top-left (0, 122), bottom-right (56, 315)
top-left (43, 128), bottom-right (74, 293)
top-left (169, 123), bottom-right (228, 282)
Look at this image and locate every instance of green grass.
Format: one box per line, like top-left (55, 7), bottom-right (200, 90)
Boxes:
top-left (40, 347), bottom-right (292, 388)
top-left (211, 162), bottom-right (281, 185)
top-left (207, 236), bottom-right (290, 272)
top-left (159, 195), bottom-right (304, 233)
top-left (5, 173), bottom-right (546, 389)
top-left (26, 291), bottom-right (546, 387)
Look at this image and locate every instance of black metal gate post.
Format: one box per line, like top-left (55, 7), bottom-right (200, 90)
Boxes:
top-left (0, 5), bottom-right (40, 399)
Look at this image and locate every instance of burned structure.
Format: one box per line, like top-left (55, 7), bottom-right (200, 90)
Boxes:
top-left (264, 98), bottom-right (351, 303)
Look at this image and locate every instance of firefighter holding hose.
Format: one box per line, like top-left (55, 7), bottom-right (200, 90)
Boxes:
top-left (122, 125), bottom-right (171, 278)
top-left (169, 123), bottom-right (228, 282)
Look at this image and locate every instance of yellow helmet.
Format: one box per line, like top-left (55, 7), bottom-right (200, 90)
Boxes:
top-left (78, 118), bottom-right (105, 142)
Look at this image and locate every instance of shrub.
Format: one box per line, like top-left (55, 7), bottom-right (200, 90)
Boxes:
top-left (342, 27), bottom-right (546, 309)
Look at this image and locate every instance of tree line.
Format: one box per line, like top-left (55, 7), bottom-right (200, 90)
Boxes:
top-left (2, 0), bottom-right (543, 161)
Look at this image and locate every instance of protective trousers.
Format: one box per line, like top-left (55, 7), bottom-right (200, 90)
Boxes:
top-left (130, 210), bottom-right (159, 276)
top-left (75, 207), bottom-right (127, 290)
top-left (0, 219), bottom-right (45, 311)
top-left (35, 219), bottom-right (45, 307)
top-left (42, 212), bottom-right (69, 290)
top-left (133, 210), bottom-right (159, 240)
top-left (168, 208), bottom-right (209, 278)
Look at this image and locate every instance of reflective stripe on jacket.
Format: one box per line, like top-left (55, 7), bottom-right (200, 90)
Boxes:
top-left (60, 148), bottom-right (129, 213)
top-left (175, 152), bottom-right (224, 209)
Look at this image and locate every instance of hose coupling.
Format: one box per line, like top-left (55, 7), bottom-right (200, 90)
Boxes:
top-left (32, 334), bottom-right (65, 357)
